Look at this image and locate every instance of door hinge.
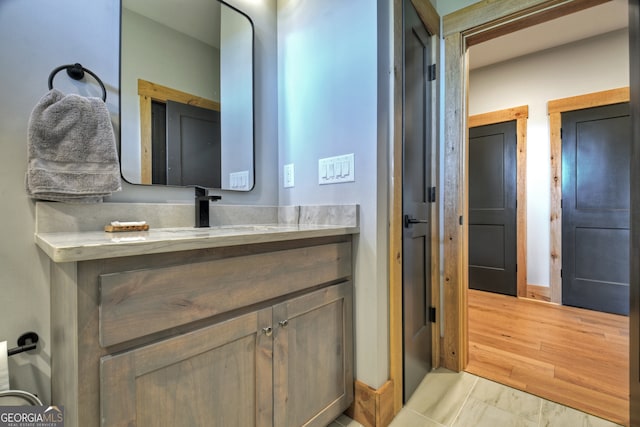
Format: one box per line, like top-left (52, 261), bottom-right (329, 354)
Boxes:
top-left (560, 128), bottom-right (563, 139)
top-left (428, 64), bottom-right (436, 81)
top-left (516, 264), bottom-right (518, 273)
top-left (428, 186), bottom-right (436, 203)
top-left (560, 269), bottom-right (563, 278)
top-left (561, 199), bottom-right (563, 209)
top-left (429, 306), bottom-right (436, 323)
top-left (459, 215), bottom-right (463, 225)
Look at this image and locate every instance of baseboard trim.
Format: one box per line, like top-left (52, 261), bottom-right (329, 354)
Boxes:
top-left (346, 379), bottom-right (395, 427)
top-left (525, 284), bottom-right (551, 302)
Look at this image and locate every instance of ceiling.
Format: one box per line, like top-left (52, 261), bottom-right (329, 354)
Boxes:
top-left (469, 0), bottom-right (628, 70)
top-left (123, 0), bottom-right (221, 47)
top-left (123, 0), bottom-right (627, 68)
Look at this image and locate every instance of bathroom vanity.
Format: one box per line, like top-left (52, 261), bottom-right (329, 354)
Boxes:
top-left (35, 202), bottom-right (358, 427)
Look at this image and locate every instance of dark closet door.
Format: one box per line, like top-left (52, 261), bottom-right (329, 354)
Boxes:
top-left (468, 121), bottom-right (517, 296)
top-left (402, 0), bottom-right (433, 402)
top-left (166, 100), bottom-right (221, 188)
top-left (562, 103), bottom-right (630, 315)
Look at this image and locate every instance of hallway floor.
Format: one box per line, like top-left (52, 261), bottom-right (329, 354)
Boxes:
top-left (467, 289), bottom-right (629, 425)
top-left (332, 369), bottom-right (621, 427)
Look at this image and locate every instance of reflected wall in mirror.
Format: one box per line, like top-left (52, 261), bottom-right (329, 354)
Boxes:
top-left (120, 0), bottom-right (255, 191)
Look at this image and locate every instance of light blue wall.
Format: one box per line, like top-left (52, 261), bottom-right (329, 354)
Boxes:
top-left (0, 0), bottom-right (478, 402)
top-left (277, 0), bottom-right (392, 388)
top-left (0, 0), bottom-right (277, 403)
top-left (0, 0), bottom-right (120, 404)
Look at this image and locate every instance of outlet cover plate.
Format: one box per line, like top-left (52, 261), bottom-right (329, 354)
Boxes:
top-left (284, 163), bottom-right (294, 188)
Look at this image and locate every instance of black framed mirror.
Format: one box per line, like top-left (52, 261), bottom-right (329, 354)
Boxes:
top-left (120, 0), bottom-right (255, 191)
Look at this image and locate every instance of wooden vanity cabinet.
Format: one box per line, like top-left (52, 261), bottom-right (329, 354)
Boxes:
top-left (273, 282), bottom-right (353, 427)
top-left (100, 282), bottom-right (353, 427)
top-left (50, 236), bottom-right (354, 427)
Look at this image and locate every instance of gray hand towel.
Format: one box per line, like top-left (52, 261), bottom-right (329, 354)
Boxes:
top-left (26, 89), bottom-right (122, 203)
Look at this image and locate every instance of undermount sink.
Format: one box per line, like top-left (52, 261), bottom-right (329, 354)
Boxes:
top-left (160, 224), bottom-right (291, 233)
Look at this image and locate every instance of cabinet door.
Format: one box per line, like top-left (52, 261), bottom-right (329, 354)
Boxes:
top-left (273, 282), bottom-right (354, 427)
top-left (100, 308), bottom-right (273, 427)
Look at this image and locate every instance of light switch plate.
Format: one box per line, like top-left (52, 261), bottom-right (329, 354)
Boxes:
top-left (318, 153), bottom-right (355, 185)
top-left (284, 163), bottom-right (294, 188)
top-left (230, 170), bottom-right (249, 190)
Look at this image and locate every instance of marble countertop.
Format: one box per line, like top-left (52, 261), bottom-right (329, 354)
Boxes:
top-left (35, 223), bottom-right (359, 263)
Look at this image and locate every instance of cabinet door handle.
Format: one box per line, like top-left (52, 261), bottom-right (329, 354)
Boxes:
top-left (262, 326), bottom-right (273, 337)
top-left (279, 319), bottom-right (289, 328)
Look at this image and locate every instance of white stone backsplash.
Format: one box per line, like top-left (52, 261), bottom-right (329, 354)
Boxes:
top-left (35, 202), bottom-right (358, 233)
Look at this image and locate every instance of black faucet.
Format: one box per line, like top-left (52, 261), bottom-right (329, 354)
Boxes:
top-left (195, 186), bottom-right (222, 228)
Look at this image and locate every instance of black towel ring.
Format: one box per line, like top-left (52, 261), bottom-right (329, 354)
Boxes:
top-left (48, 63), bottom-right (107, 102)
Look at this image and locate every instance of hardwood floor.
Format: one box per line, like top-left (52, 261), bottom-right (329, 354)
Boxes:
top-left (466, 289), bottom-right (629, 426)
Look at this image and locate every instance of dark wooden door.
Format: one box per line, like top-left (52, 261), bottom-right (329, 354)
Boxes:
top-left (468, 121), bottom-right (517, 296)
top-left (562, 103), bottom-right (631, 315)
top-left (630, 1), bottom-right (640, 423)
top-left (166, 100), bottom-right (221, 188)
top-left (402, 0), bottom-right (433, 402)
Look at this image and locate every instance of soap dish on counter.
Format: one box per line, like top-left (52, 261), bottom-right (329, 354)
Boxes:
top-left (104, 221), bottom-right (149, 232)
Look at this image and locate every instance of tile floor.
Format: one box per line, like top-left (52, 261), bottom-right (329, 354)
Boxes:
top-left (330, 368), bottom-right (623, 427)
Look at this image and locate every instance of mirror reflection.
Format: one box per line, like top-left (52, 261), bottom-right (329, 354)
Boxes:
top-left (120, 0), bottom-right (254, 191)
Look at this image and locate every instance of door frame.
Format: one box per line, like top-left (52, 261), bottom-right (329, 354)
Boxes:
top-left (441, 0), bottom-right (612, 372)
top-left (468, 106), bottom-right (529, 298)
top-left (547, 87), bottom-right (630, 304)
top-left (390, 0), bottom-right (440, 414)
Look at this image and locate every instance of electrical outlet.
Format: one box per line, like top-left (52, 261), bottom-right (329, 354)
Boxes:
top-left (284, 163), bottom-right (294, 188)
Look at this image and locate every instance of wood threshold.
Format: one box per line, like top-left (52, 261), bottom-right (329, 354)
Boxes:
top-left (441, 0), bottom-right (625, 377)
top-left (547, 87), bottom-right (630, 304)
top-left (467, 289), bottom-right (629, 426)
top-left (468, 106), bottom-right (528, 298)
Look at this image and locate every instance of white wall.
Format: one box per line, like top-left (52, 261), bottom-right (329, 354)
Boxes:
top-left (469, 29), bottom-right (629, 287)
top-left (277, 0), bottom-right (391, 388)
top-left (0, 0), bottom-right (277, 403)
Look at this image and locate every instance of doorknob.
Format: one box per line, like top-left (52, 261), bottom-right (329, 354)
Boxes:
top-left (404, 214), bottom-right (428, 228)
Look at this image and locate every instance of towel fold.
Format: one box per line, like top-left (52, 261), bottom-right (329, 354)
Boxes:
top-left (26, 89), bottom-right (121, 203)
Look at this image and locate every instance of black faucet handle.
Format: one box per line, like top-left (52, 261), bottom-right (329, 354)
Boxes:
top-left (195, 185), bottom-right (208, 199)
top-left (194, 186), bottom-right (222, 201)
